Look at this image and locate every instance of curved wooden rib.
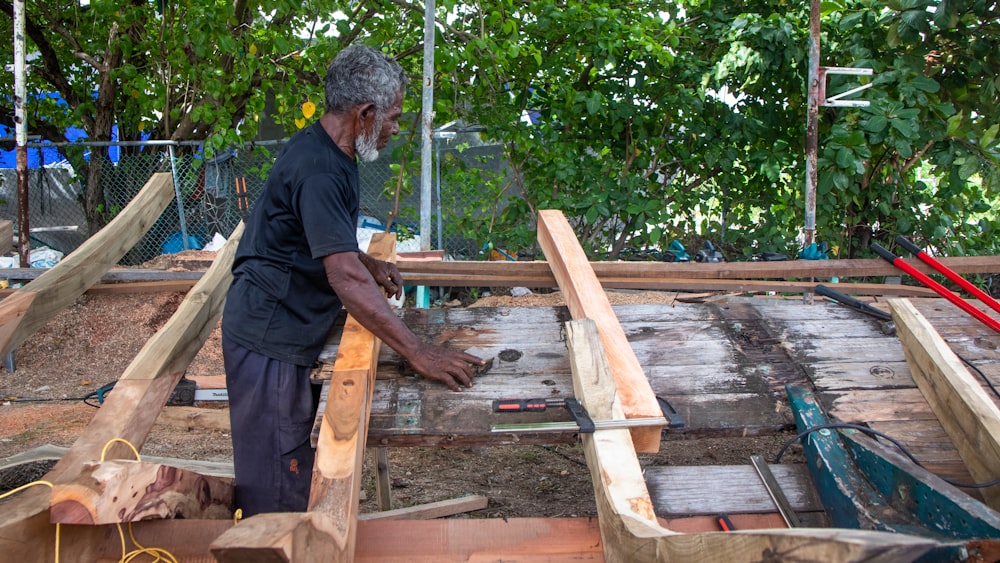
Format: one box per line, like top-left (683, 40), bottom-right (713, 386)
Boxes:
top-left (564, 318), bottom-right (939, 562)
top-left (0, 172), bottom-right (175, 357)
top-left (0, 221), bottom-right (244, 563)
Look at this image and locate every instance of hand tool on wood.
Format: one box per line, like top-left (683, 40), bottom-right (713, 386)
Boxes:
top-left (871, 242), bottom-right (1000, 333)
top-left (490, 395), bottom-right (684, 433)
top-left (895, 235), bottom-right (1000, 316)
top-left (814, 284), bottom-right (893, 322)
top-left (750, 455), bottom-right (801, 528)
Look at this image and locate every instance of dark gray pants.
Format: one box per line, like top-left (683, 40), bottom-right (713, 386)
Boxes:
top-left (222, 333), bottom-right (320, 516)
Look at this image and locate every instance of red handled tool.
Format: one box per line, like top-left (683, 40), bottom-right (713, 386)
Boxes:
top-left (895, 235), bottom-right (1000, 316)
top-left (716, 514), bottom-right (736, 532)
top-left (871, 242), bottom-right (1000, 333)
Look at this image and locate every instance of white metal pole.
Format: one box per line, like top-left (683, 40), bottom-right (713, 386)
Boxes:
top-left (13, 0), bottom-right (29, 267)
top-left (420, 0), bottom-right (435, 253)
top-left (417, 0), bottom-right (436, 307)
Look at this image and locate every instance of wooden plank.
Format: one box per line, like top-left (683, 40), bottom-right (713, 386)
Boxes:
top-left (154, 406), bottom-right (231, 432)
top-left (0, 172), bottom-right (175, 357)
top-left (564, 318), bottom-right (939, 561)
top-left (0, 267), bottom-right (205, 283)
top-left (537, 210), bottom-right (662, 452)
top-left (0, 221), bottom-right (243, 562)
top-left (645, 465), bottom-right (824, 516)
top-left (397, 255), bottom-right (1000, 283)
top-left (308, 231), bottom-right (397, 560)
top-left (890, 298), bottom-right (1000, 509)
top-left (810, 361), bottom-right (916, 390)
top-left (823, 387), bottom-right (941, 423)
top-left (49, 460), bottom-right (233, 524)
top-left (358, 494), bottom-right (488, 521)
top-left (106, 517), bottom-right (604, 562)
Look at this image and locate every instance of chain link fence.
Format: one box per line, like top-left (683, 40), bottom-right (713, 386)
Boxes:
top-left (0, 135), bottom-right (506, 266)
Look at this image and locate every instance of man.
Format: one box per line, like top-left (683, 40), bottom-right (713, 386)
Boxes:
top-left (221, 44), bottom-right (485, 516)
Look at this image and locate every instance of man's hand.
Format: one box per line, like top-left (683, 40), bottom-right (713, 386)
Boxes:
top-left (358, 252), bottom-right (403, 299)
top-left (405, 344), bottom-right (486, 392)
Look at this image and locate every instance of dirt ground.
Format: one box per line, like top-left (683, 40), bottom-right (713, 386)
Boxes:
top-left (0, 281), bottom-right (800, 518)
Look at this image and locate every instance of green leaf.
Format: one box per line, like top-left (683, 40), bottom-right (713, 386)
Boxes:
top-left (946, 113), bottom-right (964, 137)
top-left (836, 147), bottom-right (854, 169)
top-left (981, 124), bottom-right (999, 148)
top-left (959, 157), bottom-right (979, 180)
top-left (864, 115), bottom-right (888, 133)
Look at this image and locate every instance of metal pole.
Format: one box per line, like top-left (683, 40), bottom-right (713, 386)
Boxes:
top-left (805, 0), bottom-right (820, 249)
top-left (167, 145), bottom-right (191, 250)
top-left (416, 0), bottom-right (436, 308)
top-left (420, 0), bottom-right (435, 254)
top-left (13, 0), bottom-right (29, 268)
top-left (803, 0), bottom-right (822, 305)
top-left (435, 140), bottom-right (443, 250)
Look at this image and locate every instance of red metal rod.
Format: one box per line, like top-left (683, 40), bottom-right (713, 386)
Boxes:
top-left (895, 235), bottom-right (1000, 316)
top-left (872, 243), bottom-right (1000, 333)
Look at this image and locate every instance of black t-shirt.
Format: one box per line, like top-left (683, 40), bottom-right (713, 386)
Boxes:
top-left (222, 122), bottom-right (360, 366)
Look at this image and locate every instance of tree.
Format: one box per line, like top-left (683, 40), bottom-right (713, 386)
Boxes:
top-left (3, 0), bottom-right (997, 259)
top-left (0, 0), bottom-right (353, 235)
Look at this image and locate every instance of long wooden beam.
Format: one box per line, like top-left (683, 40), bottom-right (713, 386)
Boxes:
top-left (398, 254), bottom-right (1000, 280)
top-left (65, 517), bottom-right (605, 561)
top-left (536, 210), bottom-right (662, 453)
top-left (564, 318), bottom-right (939, 561)
top-left (889, 298), bottom-right (1000, 509)
top-left (0, 222), bottom-right (244, 563)
top-left (0, 274), bottom-right (942, 297)
top-left (0, 172), bottom-right (175, 357)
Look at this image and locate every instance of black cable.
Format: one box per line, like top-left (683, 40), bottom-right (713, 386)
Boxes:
top-left (775, 422), bottom-right (1000, 490)
top-left (537, 445), bottom-right (588, 467)
top-left (3, 381), bottom-right (116, 409)
top-left (958, 353), bottom-right (1000, 401)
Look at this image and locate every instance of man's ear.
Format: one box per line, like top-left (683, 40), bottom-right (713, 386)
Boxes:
top-left (358, 102), bottom-right (376, 121)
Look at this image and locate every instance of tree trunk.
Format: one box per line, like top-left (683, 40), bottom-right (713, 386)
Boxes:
top-left (83, 155), bottom-right (109, 237)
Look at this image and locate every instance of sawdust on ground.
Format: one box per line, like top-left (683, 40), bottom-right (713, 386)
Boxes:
top-left (0, 282), bottom-right (798, 518)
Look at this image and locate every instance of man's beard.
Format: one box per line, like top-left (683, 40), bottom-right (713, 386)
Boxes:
top-left (355, 117), bottom-right (382, 162)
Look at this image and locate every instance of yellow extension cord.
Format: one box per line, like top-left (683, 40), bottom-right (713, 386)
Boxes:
top-left (0, 438), bottom-right (193, 563)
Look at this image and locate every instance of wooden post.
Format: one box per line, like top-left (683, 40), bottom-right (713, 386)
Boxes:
top-left (537, 209), bottom-right (663, 452)
top-left (889, 298), bottom-right (1000, 509)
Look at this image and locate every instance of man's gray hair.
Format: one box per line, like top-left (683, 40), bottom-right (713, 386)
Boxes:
top-left (325, 45), bottom-right (407, 115)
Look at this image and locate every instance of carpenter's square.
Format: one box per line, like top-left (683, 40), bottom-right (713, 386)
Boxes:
top-left (750, 455), bottom-right (801, 528)
top-left (490, 395), bottom-right (684, 433)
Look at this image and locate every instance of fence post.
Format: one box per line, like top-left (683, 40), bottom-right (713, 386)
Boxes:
top-left (167, 143), bottom-right (191, 250)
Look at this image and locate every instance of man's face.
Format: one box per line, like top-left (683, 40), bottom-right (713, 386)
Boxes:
top-left (356, 93), bottom-right (403, 163)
